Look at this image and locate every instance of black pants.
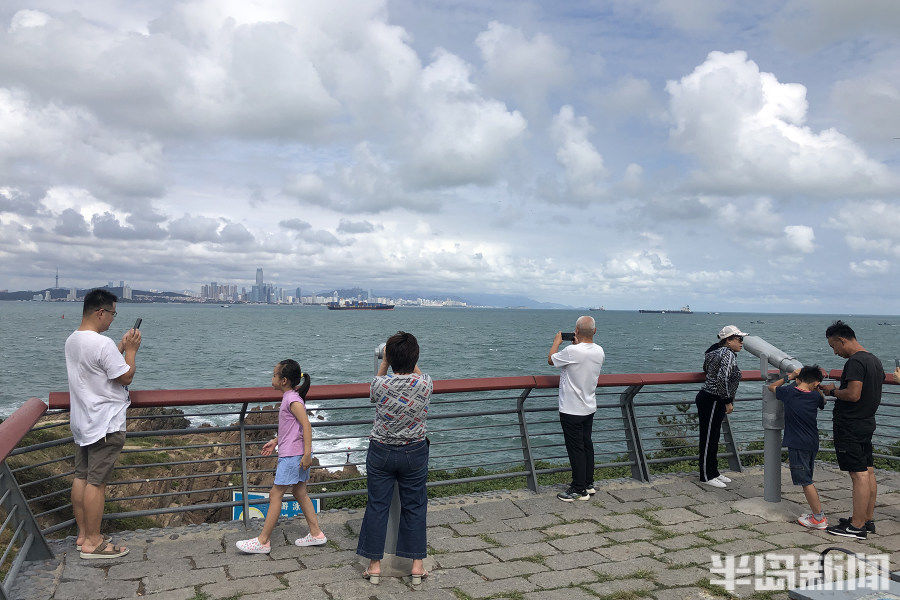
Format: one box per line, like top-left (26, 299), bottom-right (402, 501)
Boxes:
top-left (695, 390), bottom-right (727, 482)
top-left (559, 412), bottom-right (595, 492)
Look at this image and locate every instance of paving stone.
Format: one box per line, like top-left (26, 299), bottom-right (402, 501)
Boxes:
top-left (662, 518), bottom-right (722, 535)
top-left (751, 521), bottom-right (794, 535)
top-left (596, 513), bottom-right (650, 530)
top-left (434, 550), bottom-right (497, 568)
top-left (429, 535), bottom-right (494, 553)
top-left (52, 579), bottom-right (139, 600)
top-left (594, 541), bottom-right (662, 561)
top-left (139, 587), bottom-right (198, 600)
top-left (489, 529), bottom-right (546, 546)
top-left (59, 562), bottom-right (106, 581)
top-left (268, 542), bottom-right (334, 560)
top-left (192, 550), bottom-right (269, 568)
top-left (455, 576), bottom-right (536, 599)
top-left (652, 507), bottom-right (705, 523)
top-left (551, 532), bottom-right (612, 552)
top-left (143, 566), bottom-right (226, 593)
top-left (146, 539), bottom-right (222, 560)
top-left (557, 501), bottom-right (613, 521)
top-left (651, 586), bottom-right (721, 599)
top-left (652, 533), bottom-right (710, 550)
top-left (713, 538), bottom-right (778, 556)
top-left (462, 500), bottom-right (527, 521)
top-left (586, 576), bottom-right (656, 595)
top-left (526, 566), bottom-right (597, 588)
top-left (523, 588), bottom-right (597, 600)
top-left (107, 557), bottom-right (192, 579)
top-left (606, 527), bottom-right (657, 542)
top-left (764, 532), bottom-right (826, 548)
top-left (299, 549), bottom-right (361, 568)
top-left (590, 556), bottom-right (669, 577)
top-left (511, 495), bottom-right (564, 517)
top-left (449, 519), bottom-right (512, 536)
top-left (606, 500), bottom-right (655, 513)
top-left (878, 534), bottom-right (900, 551)
top-left (610, 487), bottom-right (663, 502)
top-left (647, 494), bottom-right (699, 509)
top-left (544, 521), bottom-right (600, 537)
top-left (654, 566), bottom-right (710, 586)
top-left (323, 576), bottom-right (410, 599)
top-left (374, 589), bottom-right (459, 600)
top-left (486, 541), bottom-right (559, 561)
top-left (411, 566), bottom-right (483, 590)
top-left (241, 586), bottom-right (331, 600)
top-left (227, 557), bottom-right (301, 578)
top-left (426, 525), bottom-right (455, 540)
top-left (200, 575), bottom-right (284, 599)
top-left (544, 549), bottom-right (607, 570)
top-left (502, 513), bottom-right (563, 530)
top-left (658, 546), bottom-right (717, 566)
top-left (284, 564), bottom-right (359, 586)
top-left (702, 527), bottom-right (760, 542)
top-left (474, 559), bottom-right (548, 579)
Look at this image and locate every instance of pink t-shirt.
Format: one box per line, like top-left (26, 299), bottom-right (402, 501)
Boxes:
top-left (277, 390), bottom-right (305, 457)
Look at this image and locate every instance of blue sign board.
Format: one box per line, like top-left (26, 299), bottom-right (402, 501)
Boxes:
top-left (232, 491), bottom-right (321, 521)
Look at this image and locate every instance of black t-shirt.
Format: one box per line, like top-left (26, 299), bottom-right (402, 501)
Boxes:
top-left (834, 351), bottom-right (883, 424)
top-left (777, 385), bottom-right (825, 451)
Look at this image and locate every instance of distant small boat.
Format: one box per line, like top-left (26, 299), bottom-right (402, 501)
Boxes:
top-left (639, 305), bottom-right (693, 314)
top-left (589, 306), bottom-right (606, 311)
top-left (326, 301), bottom-right (394, 310)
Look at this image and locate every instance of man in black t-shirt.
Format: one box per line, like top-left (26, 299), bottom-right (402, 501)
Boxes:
top-left (820, 320), bottom-right (884, 540)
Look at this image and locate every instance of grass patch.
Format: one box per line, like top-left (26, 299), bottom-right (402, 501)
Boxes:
top-left (518, 554), bottom-right (547, 565)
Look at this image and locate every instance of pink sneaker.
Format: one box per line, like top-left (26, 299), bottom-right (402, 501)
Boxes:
top-left (798, 513), bottom-right (827, 530)
top-left (235, 537), bottom-right (271, 553)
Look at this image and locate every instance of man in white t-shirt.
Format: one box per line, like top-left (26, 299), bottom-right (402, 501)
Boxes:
top-left (65, 289), bottom-right (141, 559)
top-left (548, 316), bottom-right (605, 502)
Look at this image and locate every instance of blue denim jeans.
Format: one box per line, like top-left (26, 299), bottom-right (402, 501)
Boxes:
top-left (356, 439), bottom-right (428, 560)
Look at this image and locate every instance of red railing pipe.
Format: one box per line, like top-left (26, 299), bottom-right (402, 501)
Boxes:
top-left (0, 397), bottom-right (48, 463)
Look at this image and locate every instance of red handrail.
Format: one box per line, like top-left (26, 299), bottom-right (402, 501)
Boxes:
top-left (0, 397), bottom-right (48, 463)
top-left (47, 370), bottom-right (787, 410)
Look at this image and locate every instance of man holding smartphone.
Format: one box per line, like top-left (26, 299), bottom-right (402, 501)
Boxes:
top-left (65, 289), bottom-right (141, 559)
top-left (548, 316), bottom-right (605, 502)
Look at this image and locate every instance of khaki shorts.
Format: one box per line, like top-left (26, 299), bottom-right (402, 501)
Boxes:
top-left (74, 431), bottom-right (126, 486)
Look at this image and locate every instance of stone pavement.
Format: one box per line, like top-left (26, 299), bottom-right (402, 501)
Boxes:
top-left (10, 463), bottom-right (900, 600)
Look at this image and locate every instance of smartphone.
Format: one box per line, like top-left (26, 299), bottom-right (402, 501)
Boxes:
top-left (561, 332), bottom-right (575, 342)
top-left (132, 318), bottom-right (142, 330)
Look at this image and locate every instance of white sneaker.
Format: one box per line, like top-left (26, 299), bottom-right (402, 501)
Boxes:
top-left (295, 533), bottom-right (328, 547)
top-left (703, 477), bottom-right (727, 488)
top-left (717, 474), bottom-right (731, 483)
top-left (236, 537), bottom-right (270, 554)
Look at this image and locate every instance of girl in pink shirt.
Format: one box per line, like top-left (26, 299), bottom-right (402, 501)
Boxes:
top-left (236, 359), bottom-right (326, 553)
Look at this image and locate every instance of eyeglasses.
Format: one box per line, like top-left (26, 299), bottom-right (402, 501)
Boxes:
top-left (733, 336), bottom-right (744, 343)
top-left (97, 308), bottom-right (117, 317)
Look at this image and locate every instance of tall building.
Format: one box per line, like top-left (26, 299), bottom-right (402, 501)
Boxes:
top-left (256, 268), bottom-right (264, 287)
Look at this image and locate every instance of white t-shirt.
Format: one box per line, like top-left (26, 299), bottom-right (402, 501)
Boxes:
top-left (64, 330), bottom-right (131, 446)
top-left (550, 342), bottom-right (605, 415)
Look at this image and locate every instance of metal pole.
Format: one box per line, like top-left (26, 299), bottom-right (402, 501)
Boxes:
top-left (516, 388), bottom-right (538, 492)
top-left (238, 402), bottom-right (251, 527)
top-left (618, 385), bottom-right (650, 482)
top-left (0, 464), bottom-right (53, 561)
top-left (742, 336), bottom-right (803, 503)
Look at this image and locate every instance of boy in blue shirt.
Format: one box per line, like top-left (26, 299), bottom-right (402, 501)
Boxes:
top-left (767, 365), bottom-right (827, 529)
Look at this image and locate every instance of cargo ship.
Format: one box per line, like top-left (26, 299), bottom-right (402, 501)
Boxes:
top-left (325, 300), bottom-right (394, 310)
top-left (639, 305), bottom-right (693, 314)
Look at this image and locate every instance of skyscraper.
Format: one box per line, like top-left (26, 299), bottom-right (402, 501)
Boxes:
top-left (256, 268), bottom-right (264, 287)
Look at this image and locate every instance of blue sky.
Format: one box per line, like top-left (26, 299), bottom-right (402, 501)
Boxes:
top-left (0, 0), bottom-right (898, 312)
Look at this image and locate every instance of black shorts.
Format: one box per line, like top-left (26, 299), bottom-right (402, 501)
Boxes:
top-left (833, 418), bottom-right (875, 473)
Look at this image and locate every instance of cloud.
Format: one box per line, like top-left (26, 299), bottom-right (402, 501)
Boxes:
top-left (666, 51), bottom-right (896, 196)
top-left (91, 212), bottom-right (132, 239)
top-left (593, 76), bottom-right (666, 121)
top-left (168, 214), bottom-right (222, 243)
top-left (0, 187), bottom-right (43, 216)
top-left (475, 21), bottom-right (571, 114)
top-left (830, 50), bottom-right (900, 145)
top-left (829, 200), bottom-right (900, 258)
top-left (783, 225), bottom-right (815, 254)
top-left (550, 105), bottom-right (608, 202)
top-left (849, 259), bottom-right (890, 276)
top-left (337, 219), bottom-right (376, 234)
top-left (53, 208), bottom-right (90, 237)
top-left (279, 218), bottom-right (312, 231)
top-left (218, 222), bottom-right (254, 245)
top-left (771, 0), bottom-right (900, 49)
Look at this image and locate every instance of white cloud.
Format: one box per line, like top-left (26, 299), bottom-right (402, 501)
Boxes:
top-left (772, 0), bottom-right (900, 49)
top-left (849, 259), bottom-right (890, 276)
top-left (829, 200), bottom-right (900, 258)
top-left (783, 225), bottom-right (815, 254)
top-left (475, 21), bottom-right (571, 114)
top-left (666, 51), bottom-right (896, 196)
top-left (550, 105), bottom-right (607, 202)
top-left (594, 76), bottom-right (666, 121)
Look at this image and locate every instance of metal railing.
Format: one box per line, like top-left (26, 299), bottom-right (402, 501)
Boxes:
top-left (1, 368), bottom-right (897, 596)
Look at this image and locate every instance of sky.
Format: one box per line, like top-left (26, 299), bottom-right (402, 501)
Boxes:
top-left (0, 0), bottom-right (898, 312)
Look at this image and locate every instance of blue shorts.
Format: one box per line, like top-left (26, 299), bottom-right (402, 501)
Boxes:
top-left (274, 455), bottom-right (310, 486)
top-left (788, 448), bottom-right (816, 487)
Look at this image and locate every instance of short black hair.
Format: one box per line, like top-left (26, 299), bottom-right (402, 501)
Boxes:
top-left (385, 331), bottom-right (419, 374)
top-left (825, 320), bottom-right (855, 340)
top-left (797, 365), bottom-right (824, 384)
top-left (83, 288), bottom-right (117, 316)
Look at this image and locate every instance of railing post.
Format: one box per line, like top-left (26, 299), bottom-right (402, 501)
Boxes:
top-left (238, 402), bottom-right (251, 528)
top-left (516, 388), bottom-right (538, 492)
top-left (761, 356), bottom-right (784, 502)
top-left (619, 385), bottom-right (650, 482)
top-left (0, 462), bottom-right (54, 600)
top-left (720, 413), bottom-right (744, 473)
